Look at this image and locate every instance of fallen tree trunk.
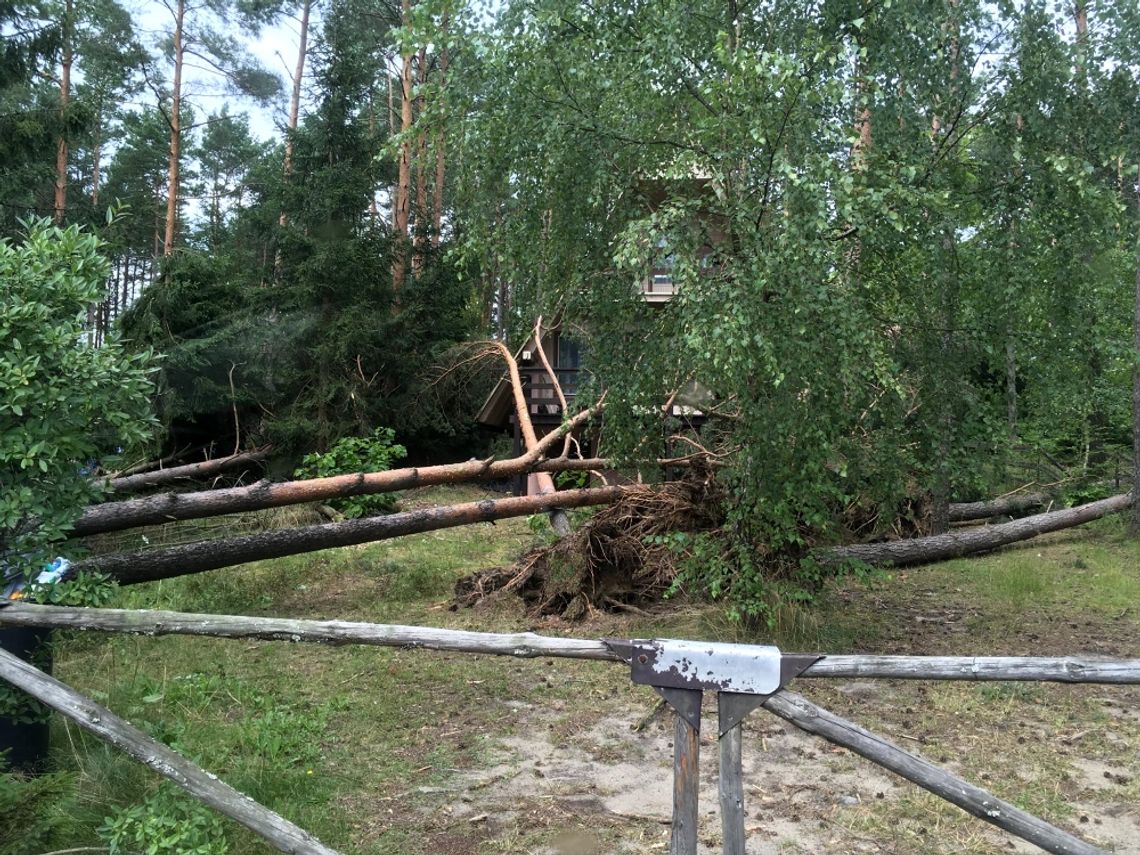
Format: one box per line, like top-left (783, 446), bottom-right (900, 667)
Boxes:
top-left (948, 491), bottom-right (1051, 522)
top-left (73, 409), bottom-right (600, 537)
top-left (822, 493), bottom-right (1130, 568)
top-left (67, 485), bottom-right (631, 585)
top-left (103, 447), bottom-right (271, 493)
top-left (105, 446), bottom-right (188, 479)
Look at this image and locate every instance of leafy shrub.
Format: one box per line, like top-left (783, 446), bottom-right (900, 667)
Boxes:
top-left (293, 427), bottom-right (406, 518)
top-left (0, 220), bottom-right (155, 572)
top-left (100, 783), bottom-right (228, 855)
top-left (653, 529), bottom-right (874, 627)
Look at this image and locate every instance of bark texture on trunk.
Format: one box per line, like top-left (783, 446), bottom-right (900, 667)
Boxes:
top-left (823, 494), bottom-right (1131, 568)
top-left (1131, 172), bottom-right (1140, 535)
top-left (69, 486), bottom-right (629, 585)
top-left (52, 0), bottom-right (73, 224)
top-left (391, 0), bottom-right (415, 299)
top-left (162, 0), bottom-right (186, 258)
top-left (279, 0), bottom-right (311, 213)
top-left (75, 414), bottom-right (597, 536)
top-left (489, 338), bottom-right (572, 535)
top-left (431, 9), bottom-right (448, 247)
top-left (411, 46), bottom-right (428, 276)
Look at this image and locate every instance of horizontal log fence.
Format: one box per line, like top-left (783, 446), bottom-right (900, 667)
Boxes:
top-left (2, 601), bottom-right (1131, 855)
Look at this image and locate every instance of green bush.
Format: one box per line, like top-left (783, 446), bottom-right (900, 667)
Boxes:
top-left (100, 783), bottom-right (229, 855)
top-left (0, 769), bottom-right (83, 854)
top-left (0, 220), bottom-right (155, 572)
top-left (293, 427), bottom-right (407, 518)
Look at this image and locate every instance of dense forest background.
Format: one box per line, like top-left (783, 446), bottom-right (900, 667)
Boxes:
top-left (3, 0), bottom-right (1140, 565)
top-left (2, 0), bottom-right (487, 467)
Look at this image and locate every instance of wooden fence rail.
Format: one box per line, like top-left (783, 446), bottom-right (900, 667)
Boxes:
top-left (1, 602), bottom-right (1129, 855)
top-left (4, 603), bottom-right (1138, 684)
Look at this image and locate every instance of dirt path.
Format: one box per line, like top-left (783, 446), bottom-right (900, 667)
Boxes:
top-left (433, 677), bottom-right (1138, 854)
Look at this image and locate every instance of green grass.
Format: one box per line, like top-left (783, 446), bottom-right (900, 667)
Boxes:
top-left (5, 489), bottom-right (1139, 854)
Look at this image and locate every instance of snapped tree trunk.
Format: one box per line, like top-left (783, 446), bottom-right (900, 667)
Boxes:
top-left (68, 486), bottom-right (629, 585)
top-left (492, 334), bottom-right (572, 536)
top-left (278, 0), bottom-right (311, 228)
top-left (101, 448), bottom-right (270, 494)
top-left (821, 493), bottom-right (1131, 568)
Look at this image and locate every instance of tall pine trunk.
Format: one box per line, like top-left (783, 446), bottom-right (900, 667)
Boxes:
top-left (52, 0), bottom-right (73, 224)
top-left (929, 0), bottom-right (960, 535)
top-left (280, 0), bottom-right (311, 217)
top-left (431, 9), bottom-right (449, 247)
top-left (90, 121), bottom-right (102, 208)
top-left (391, 0), bottom-right (415, 301)
top-left (411, 46), bottom-right (428, 276)
top-left (275, 0), bottom-right (312, 282)
top-left (162, 0), bottom-right (186, 259)
top-left (1130, 163), bottom-right (1140, 535)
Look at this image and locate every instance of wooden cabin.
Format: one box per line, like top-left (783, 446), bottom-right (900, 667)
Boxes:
top-left (477, 179), bottom-right (718, 494)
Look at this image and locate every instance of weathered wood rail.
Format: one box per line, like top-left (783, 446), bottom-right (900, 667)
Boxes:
top-left (2, 602), bottom-right (1130, 855)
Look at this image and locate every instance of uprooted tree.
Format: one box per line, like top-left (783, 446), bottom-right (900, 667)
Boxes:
top-left (57, 323), bottom-right (1135, 620)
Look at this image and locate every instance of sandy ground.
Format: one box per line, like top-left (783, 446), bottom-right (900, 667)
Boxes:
top-left (428, 685), bottom-right (1140, 854)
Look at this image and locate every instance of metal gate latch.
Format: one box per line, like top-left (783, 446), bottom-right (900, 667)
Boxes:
top-left (604, 638), bottom-right (821, 854)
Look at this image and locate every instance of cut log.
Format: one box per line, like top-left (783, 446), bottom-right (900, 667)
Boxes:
top-left (103, 448), bottom-right (271, 493)
top-left (821, 493), bottom-right (1130, 568)
top-left (948, 491), bottom-right (1051, 522)
top-left (68, 485), bottom-right (631, 585)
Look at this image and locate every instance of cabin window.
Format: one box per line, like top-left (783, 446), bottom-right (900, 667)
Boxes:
top-left (652, 238), bottom-right (675, 289)
top-left (558, 336), bottom-right (582, 369)
top-left (557, 336), bottom-right (583, 396)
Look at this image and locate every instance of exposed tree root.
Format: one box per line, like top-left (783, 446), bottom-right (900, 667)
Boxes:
top-left (454, 470), bottom-right (724, 619)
